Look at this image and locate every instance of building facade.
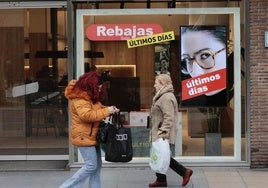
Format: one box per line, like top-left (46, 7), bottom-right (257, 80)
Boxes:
top-left (248, 0), bottom-right (268, 168)
top-left (0, 0), bottom-right (267, 169)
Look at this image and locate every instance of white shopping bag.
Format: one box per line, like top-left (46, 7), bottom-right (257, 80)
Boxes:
top-left (149, 138), bottom-right (170, 174)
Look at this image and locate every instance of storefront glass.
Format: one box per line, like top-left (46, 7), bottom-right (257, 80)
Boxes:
top-left (0, 8), bottom-right (68, 160)
top-left (73, 1), bottom-right (246, 164)
top-left (0, 0), bottom-right (247, 165)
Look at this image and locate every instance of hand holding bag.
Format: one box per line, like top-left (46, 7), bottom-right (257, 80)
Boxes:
top-left (149, 138), bottom-right (170, 174)
top-left (105, 112), bottom-right (133, 162)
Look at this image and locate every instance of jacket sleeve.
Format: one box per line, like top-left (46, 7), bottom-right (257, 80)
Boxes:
top-left (72, 99), bottom-right (110, 122)
top-left (158, 96), bottom-right (176, 133)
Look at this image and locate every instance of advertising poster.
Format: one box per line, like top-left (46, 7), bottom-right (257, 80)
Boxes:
top-left (154, 42), bottom-right (170, 75)
top-left (180, 25), bottom-right (227, 107)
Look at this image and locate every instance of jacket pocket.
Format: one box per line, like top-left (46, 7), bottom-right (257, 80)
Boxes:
top-left (158, 122), bottom-right (163, 128)
top-left (89, 124), bottom-right (93, 136)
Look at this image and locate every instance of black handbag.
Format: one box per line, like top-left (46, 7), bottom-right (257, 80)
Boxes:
top-left (97, 120), bottom-right (111, 152)
top-left (98, 119), bottom-right (113, 144)
top-left (105, 113), bottom-right (133, 162)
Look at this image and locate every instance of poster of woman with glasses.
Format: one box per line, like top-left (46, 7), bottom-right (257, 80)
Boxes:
top-left (180, 25), bottom-right (227, 107)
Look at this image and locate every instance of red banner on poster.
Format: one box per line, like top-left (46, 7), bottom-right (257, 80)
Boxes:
top-left (181, 69), bottom-right (226, 100)
top-left (86, 24), bottom-right (163, 41)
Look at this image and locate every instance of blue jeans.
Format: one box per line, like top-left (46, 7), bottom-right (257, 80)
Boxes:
top-left (59, 146), bottom-right (102, 188)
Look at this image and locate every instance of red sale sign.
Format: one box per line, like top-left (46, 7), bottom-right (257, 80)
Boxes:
top-left (86, 24), bottom-right (163, 41)
top-left (181, 69), bottom-right (226, 100)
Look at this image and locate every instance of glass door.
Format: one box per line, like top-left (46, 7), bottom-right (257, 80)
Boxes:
top-left (0, 9), bottom-right (27, 158)
top-left (0, 7), bottom-right (68, 160)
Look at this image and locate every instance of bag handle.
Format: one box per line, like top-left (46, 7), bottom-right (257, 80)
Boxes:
top-left (112, 112), bottom-right (123, 128)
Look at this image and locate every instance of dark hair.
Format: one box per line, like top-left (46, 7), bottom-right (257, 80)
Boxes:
top-left (74, 71), bottom-right (104, 103)
top-left (181, 25), bottom-right (226, 45)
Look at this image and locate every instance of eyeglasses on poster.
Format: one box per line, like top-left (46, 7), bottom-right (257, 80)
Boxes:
top-left (179, 25), bottom-right (228, 107)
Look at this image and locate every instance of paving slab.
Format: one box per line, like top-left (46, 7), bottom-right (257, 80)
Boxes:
top-left (0, 166), bottom-right (267, 188)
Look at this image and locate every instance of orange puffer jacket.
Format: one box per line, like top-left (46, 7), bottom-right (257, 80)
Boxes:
top-left (65, 80), bottom-right (110, 146)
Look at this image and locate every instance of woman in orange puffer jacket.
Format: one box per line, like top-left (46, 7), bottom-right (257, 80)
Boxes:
top-left (59, 71), bottom-right (119, 188)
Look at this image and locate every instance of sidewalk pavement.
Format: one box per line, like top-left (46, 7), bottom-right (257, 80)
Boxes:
top-left (0, 166), bottom-right (268, 188)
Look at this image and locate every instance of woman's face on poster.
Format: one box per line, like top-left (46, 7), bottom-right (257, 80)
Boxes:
top-left (181, 30), bottom-right (226, 78)
top-left (181, 30), bottom-right (226, 96)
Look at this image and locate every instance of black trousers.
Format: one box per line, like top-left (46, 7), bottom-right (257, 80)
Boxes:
top-left (156, 157), bottom-right (186, 182)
